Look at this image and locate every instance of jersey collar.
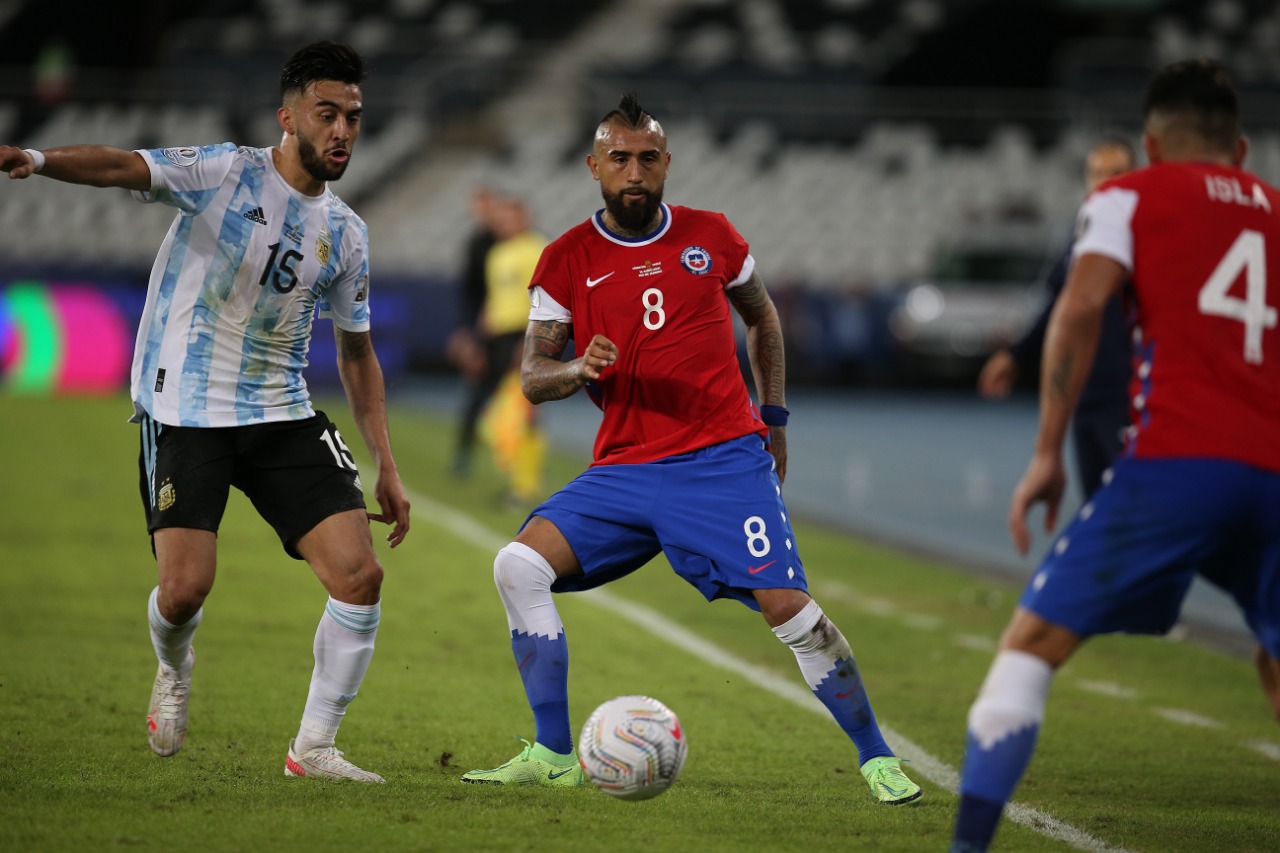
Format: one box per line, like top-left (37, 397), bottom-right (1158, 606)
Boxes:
top-left (591, 203), bottom-right (672, 247)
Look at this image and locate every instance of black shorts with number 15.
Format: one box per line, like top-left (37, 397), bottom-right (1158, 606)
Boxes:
top-left (137, 410), bottom-right (366, 559)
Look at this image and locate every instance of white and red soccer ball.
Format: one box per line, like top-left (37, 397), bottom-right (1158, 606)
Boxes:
top-left (578, 695), bottom-right (688, 800)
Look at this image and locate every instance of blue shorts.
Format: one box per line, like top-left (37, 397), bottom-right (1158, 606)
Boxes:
top-left (1020, 457), bottom-right (1280, 657)
top-left (526, 434), bottom-right (807, 610)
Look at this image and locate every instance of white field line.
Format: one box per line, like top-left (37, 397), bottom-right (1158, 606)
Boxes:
top-left (406, 488), bottom-right (1133, 853)
top-left (1245, 740), bottom-right (1280, 761)
top-left (817, 577), bottom-right (1267, 751)
top-left (1075, 680), bottom-right (1140, 700)
top-left (1152, 708), bottom-right (1224, 729)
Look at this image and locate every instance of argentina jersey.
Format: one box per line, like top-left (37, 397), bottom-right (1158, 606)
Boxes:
top-left (128, 143), bottom-right (371, 427)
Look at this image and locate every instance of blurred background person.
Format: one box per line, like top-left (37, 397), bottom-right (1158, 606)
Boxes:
top-left (478, 195), bottom-right (548, 505)
top-left (976, 137), bottom-right (1137, 498)
top-left (448, 184), bottom-right (499, 477)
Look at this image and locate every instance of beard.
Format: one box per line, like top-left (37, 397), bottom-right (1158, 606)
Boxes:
top-left (298, 134), bottom-right (349, 182)
top-left (602, 185), bottom-right (663, 234)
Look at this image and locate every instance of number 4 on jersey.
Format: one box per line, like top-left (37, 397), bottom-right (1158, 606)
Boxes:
top-left (1198, 229), bottom-right (1278, 364)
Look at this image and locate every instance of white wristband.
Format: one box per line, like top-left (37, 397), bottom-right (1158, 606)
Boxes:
top-left (22, 148), bottom-right (45, 173)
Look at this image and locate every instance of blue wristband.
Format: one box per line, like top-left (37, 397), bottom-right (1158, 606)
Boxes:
top-left (760, 405), bottom-right (789, 426)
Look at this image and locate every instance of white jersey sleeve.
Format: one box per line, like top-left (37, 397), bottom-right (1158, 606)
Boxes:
top-left (726, 253), bottom-right (755, 289)
top-left (132, 144), bottom-right (240, 214)
top-left (528, 285), bottom-right (571, 323)
top-left (1072, 187), bottom-right (1139, 271)
top-left (317, 215), bottom-right (372, 333)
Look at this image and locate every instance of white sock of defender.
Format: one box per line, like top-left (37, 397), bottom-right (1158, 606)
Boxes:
top-left (773, 599), bottom-right (893, 763)
top-left (958, 649), bottom-right (1054, 821)
top-left (494, 542), bottom-right (562, 639)
top-left (772, 599), bottom-right (851, 686)
top-left (148, 586), bottom-right (201, 673)
top-left (294, 597), bottom-right (380, 753)
top-left (966, 650), bottom-right (1053, 751)
top-left (495, 542), bottom-right (574, 755)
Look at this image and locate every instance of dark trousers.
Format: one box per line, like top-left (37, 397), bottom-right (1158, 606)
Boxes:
top-left (1072, 398), bottom-right (1130, 498)
top-left (455, 331), bottom-right (524, 466)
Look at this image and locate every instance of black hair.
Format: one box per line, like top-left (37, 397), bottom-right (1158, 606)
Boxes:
top-left (280, 41), bottom-right (367, 99)
top-left (1143, 58), bottom-right (1240, 152)
top-left (599, 92), bottom-right (655, 129)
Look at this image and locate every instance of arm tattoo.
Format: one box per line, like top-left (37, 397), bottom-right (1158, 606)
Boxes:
top-left (336, 328), bottom-right (373, 360)
top-left (523, 320), bottom-right (582, 404)
top-left (753, 323), bottom-right (786, 405)
top-left (726, 272), bottom-right (771, 326)
top-left (1049, 350), bottom-right (1075, 403)
top-left (526, 319), bottom-right (569, 360)
top-left (728, 271), bottom-right (786, 405)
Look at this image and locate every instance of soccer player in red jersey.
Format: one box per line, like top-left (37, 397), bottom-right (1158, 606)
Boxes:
top-left (952, 59), bottom-right (1280, 852)
top-left (459, 94), bottom-right (923, 804)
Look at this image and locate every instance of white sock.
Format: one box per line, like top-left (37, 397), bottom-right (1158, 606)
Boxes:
top-left (148, 586), bottom-right (201, 673)
top-left (295, 597), bottom-right (380, 753)
top-left (772, 599), bottom-right (852, 689)
top-left (494, 542), bottom-right (562, 639)
top-left (967, 650), bottom-right (1053, 750)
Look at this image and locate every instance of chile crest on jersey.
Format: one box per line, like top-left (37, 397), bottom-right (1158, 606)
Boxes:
top-left (680, 245), bottom-right (712, 275)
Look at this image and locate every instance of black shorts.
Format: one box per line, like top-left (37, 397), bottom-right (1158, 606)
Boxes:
top-left (137, 411), bottom-right (366, 559)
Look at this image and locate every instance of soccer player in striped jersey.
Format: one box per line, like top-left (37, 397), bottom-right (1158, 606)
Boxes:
top-left (0, 41), bottom-right (410, 782)
top-left (459, 94), bottom-right (922, 805)
top-left (952, 59), bottom-right (1280, 851)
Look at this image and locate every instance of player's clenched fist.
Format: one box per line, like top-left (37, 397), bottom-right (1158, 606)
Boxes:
top-left (0, 146), bottom-right (41, 179)
top-left (576, 334), bottom-right (617, 383)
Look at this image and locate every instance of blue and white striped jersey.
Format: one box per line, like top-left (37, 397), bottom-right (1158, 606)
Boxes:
top-left (128, 143), bottom-right (371, 427)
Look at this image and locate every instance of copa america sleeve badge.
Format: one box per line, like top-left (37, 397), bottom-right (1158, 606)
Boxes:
top-left (161, 147), bottom-right (200, 167)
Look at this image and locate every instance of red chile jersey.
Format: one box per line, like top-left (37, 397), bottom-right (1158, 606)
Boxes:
top-left (1073, 161), bottom-right (1280, 472)
top-left (528, 203), bottom-right (768, 466)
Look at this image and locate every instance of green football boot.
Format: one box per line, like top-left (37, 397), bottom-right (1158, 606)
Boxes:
top-left (860, 755), bottom-right (923, 805)
top-left (461, 738), bottom-right (586, 787)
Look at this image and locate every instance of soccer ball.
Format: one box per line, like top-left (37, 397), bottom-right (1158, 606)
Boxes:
top-left (578, 695), bottom-right (688, 801)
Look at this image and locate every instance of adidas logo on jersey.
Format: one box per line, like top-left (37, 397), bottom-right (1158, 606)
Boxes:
top-left (243, 207), bottom-right (267, 225)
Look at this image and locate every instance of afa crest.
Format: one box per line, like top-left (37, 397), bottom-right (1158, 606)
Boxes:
top-left (157, 479), bottom-right (176, 512)
top-left (316, 232), bottom-right (332, 265)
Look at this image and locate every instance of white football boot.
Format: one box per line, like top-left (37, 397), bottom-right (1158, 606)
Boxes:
top-left (147, 647), bottom-right (194, 757)
top-left (285, 739), bottom-right (386, 783)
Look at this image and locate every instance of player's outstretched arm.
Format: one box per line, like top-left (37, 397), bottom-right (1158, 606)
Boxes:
top-left (334, 327), bottom-right (410, 548)
top-left (521, 319), bottom-right (616, 404)
top-left (727, 269), bottom-right (788, 482)
top-left (0, 144), bottom-right (151, 190)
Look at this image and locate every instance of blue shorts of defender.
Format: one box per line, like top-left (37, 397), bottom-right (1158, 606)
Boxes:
top-left (1020, 457), bottom-right (1280, 658)
top-left (525, 434), bottom-right (807, 610)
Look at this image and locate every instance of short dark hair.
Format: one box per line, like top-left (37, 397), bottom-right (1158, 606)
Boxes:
top-left (600, 92), bottom-right (655, 129)
top-left (1143, 58), bottom-right (1240, 153)
top-left (280, 41), bottom-right (367, 99)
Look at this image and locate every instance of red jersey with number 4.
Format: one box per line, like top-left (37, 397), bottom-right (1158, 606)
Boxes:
top-left (530, 203), bottom-right (767, 466)
top-left (1074, 162), bottom-right (1280, 472)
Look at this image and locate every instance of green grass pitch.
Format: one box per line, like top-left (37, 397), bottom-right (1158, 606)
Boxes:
top-left (1, 392), bottom-right (1276, 852)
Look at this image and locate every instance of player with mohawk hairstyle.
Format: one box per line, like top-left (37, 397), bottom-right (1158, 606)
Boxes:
top-left (460, 93), bottom-right (922, 806)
